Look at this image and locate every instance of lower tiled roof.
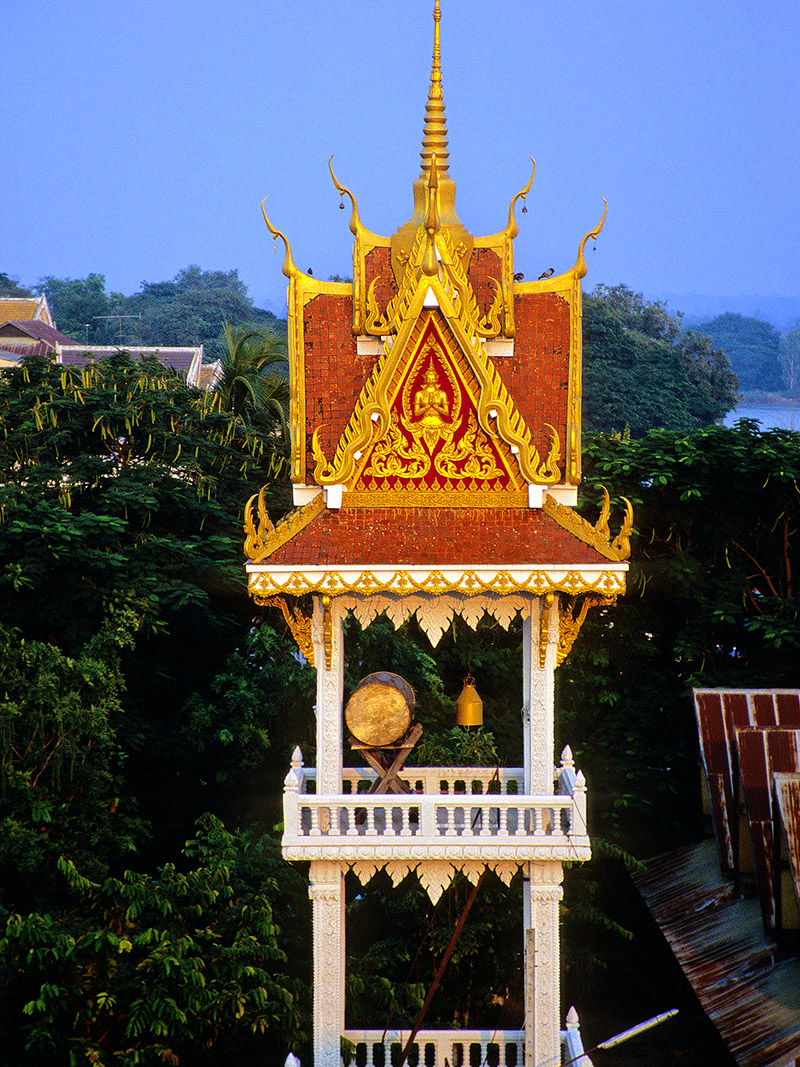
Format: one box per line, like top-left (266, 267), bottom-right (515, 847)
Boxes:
top-left (264, 506), bottom-right (609, 567)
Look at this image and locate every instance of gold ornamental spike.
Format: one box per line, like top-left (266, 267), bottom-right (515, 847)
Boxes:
top-left (421, 154), bottom-right (441, 277)
top-left (421, 0), bottom-right (449, 180)
top-left (391, 0), bottom-right (473, 283)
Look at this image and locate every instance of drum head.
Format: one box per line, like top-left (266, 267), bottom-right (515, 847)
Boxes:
top-left (345, 672), bottom-right (415, 747)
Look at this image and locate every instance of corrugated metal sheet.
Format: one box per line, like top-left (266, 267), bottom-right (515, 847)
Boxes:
top-left (635, 840), bottom-right (800, 1067)
top-left (736, 727), bottom-right (800, 930)
top-left (775, 773), bottom-right (800, 911)
top-left (694, 690), bottom-right (800, 871)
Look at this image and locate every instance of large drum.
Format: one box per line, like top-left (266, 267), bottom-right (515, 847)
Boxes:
top-left (345, 672), bottom-right (416, 748)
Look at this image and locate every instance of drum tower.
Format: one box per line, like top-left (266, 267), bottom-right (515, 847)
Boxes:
top-left (244, 5), bottom-right (631, 1064)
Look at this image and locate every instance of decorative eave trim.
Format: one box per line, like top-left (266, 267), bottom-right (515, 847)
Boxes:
top-left (282, 842), bottom-right (592, 863)
top-left (247, 563), bottom-right (627, 600)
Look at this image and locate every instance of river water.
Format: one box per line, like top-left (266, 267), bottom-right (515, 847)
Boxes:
top-left (724, 402), bottom-right (800, 431)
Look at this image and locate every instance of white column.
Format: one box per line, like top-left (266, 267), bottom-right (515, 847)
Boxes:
top-left (523, 860), bottom-right (564, 1067)
top-left (312, 595), bottom-right (345, 795)
top-left (309, 860), bottom-right (346, 1067)
top-left (522, 594), bottom-right (558, 795)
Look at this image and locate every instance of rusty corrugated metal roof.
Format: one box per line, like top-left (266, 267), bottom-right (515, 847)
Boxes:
top-left (693, 690), bottom-right (800, 871)
top-left (635, 840), bottom-right (800, 1067)
top-left (736, 727), bottom-right (800, 931)
top-left (775, 773), bottom-right (800, 912)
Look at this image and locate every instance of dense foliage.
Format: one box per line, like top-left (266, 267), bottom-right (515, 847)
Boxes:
top-left (0, 352), bottom-right (311, 1064)
top-left (696, 312), bottom-right (784, 393)
top-left (1, 816), bottom-right (306, 1067)
top-left (561, 421), bottom-right (800, 852)
top-left (2, 272), bottom-right (800, 1058)
top-left (32, 267), bottom-right (286, 357)
top-left (583, 284), bottom-right (738, 435)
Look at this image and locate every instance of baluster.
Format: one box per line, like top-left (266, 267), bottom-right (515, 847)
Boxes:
top-left (400, 804), bottom-right (412, 836)
top-left (346, 802), bottom-right (358, 836)
top-left (514, 803), bottom-right (526, 836)
top-left (445, 804), bottom-right (458, 836)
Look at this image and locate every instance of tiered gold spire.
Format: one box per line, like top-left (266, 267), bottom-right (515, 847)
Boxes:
top-left (391, 0), bottom-right (473, 283)
top-left (420, 0), bottom-right (449, 181)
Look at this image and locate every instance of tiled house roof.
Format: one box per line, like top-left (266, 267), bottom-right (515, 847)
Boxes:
top-left (0, 295), bottom-right (52, 325)
top-left (0, 319), bottom-right (79, 349)
top-left (58, 346), bottom-right (204, 386)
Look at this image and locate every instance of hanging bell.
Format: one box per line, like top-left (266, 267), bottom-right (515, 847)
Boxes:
top-left (456, 673), bottom-right (483, 727)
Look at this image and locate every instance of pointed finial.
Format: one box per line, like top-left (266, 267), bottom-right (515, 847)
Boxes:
top-left (421, 0), bottom-right (449, 180)
top-left (390, 0), bottom-right (473, 283)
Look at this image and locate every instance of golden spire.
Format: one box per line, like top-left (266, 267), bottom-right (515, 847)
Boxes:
top-left (420, 0), bottom-right (449, 181)
top-left (390, 0), bottom-right (472, 283)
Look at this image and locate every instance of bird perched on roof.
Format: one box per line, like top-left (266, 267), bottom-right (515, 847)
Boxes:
top-left (538, 268), bottom-right (555, 279)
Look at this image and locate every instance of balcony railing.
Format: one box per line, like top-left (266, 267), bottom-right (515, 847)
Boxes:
top-left (282, 748), bottom-right (589, 862)
top-left (342, 1028), bottom-right (524, 1067)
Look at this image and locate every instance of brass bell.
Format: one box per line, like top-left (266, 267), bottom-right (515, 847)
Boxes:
top-left (456, 674), bottom-right (483, 727)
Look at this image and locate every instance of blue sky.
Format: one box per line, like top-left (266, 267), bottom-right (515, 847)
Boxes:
top-left (4, 0), bottom-right (798, 316)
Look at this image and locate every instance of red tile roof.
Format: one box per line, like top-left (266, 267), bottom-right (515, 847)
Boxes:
top-left (265, 506), bottom-right (609, 567)
top-left (59, 347), bottom-right (198, 377)
top-left (0, 320), bottom-right (79, 347)
top-left (497, 293), bottom-right (571, 452)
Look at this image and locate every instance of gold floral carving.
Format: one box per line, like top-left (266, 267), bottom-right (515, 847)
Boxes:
top-left (539, 592), bottom-right (554, 669)
top-left (322, 595), bottom-right (333, 670)
top-left (542, 487), bottom-right (633, 563)
top-left (243, 489), bottom-right (326, 564)
top-left (248, 566), bottom-right (627, 600)
top-left (363, 412), bottom-right (431, 480)
top-left (259, 596), bottom-right (315, 667)
top-left (557, 594), bottom-right (615, 666)
top-left (434, 412), bottom-right (505, 481)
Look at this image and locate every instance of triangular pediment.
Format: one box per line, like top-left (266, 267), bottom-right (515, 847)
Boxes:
top-left (311, 244), bottom-right (562, 503)
top-left (351, 309), bottom-right (526, 505)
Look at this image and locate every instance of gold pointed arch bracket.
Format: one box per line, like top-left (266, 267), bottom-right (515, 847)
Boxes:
top-left (258, 596), bottom-right (315, 668)
top-left (556, 593), bottom-right (617, 666)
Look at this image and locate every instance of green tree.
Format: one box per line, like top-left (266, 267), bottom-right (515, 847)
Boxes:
top-left (0, 619), bottom-right (145, 911)
top-left (0, 815), bottom-right (306, 1067)
top-left (0, 352), bottom-right (292, 843)
top-left (559, 422), bottom-right (800, 853)
top-left (34, 274), bottom-right (120, 343)
top-left (697, 312), bottom-right (784, 393)
top-left (124, 267), bottom-right (285, 359)
top-left (780, 322), bottom-right (800, 397)
top-left (0, 273), bottom-right (33, 298)
top-left (214, 323), bottom-right (289, 431)
top-left (583, 284), bottom-right (738, 435)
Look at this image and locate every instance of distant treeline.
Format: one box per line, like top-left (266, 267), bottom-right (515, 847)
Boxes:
top-left (3, 268), bottom-right (799, 419)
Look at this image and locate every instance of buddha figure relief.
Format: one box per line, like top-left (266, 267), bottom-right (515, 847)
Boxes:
top-left (413, 361), bottom-right (450, 427)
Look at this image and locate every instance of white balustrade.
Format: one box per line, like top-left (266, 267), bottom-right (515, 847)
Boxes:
top-left (342, 1029), bottom-right (525, 1067)
top-left (286, 791), bottom-right (581, 843)
top-left (285, 755), bottom-right (590, 856)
